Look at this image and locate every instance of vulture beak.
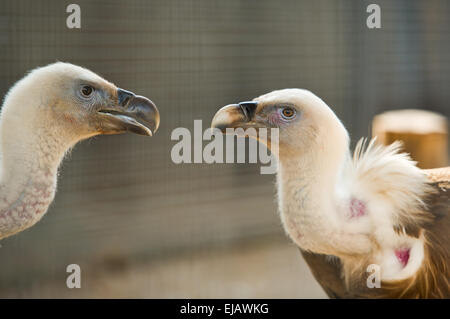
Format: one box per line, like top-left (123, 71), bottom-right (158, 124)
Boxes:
top-left (97, 88), bottom-right (160, 136)
top-left (211, 101), bottom-right (258, 132)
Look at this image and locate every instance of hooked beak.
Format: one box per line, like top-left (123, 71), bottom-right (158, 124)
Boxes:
top-left (211, 101), bottom-right (258, 132)
top-left (97, 88), bottom-right (160, 136)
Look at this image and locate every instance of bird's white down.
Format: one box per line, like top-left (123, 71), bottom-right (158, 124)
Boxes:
top-left (0, 62), bottom-right (159, 240)
top-left (0, 65), bottom-right (82, 239)
top-left (261, 89), bottom-right (430, 282)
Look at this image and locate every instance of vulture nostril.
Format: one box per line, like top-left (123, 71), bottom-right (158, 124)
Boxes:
top-left (238, 101), bottom-right (258, 121)
top-left (117, 88), bottom-right (135, 106)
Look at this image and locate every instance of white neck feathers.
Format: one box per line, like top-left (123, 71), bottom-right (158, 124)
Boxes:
top-left (0, 98), bottom-right (72, 239)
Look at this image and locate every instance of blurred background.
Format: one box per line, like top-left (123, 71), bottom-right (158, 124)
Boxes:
top-left (0, 0), bottom-right (448, 298)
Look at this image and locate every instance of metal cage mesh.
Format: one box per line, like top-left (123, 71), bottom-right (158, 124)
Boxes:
top-left (0, 0), bottom-right (448, 294)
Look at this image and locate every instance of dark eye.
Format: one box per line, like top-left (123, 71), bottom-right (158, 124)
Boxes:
top-left (80, 85), bottom-right (94, 97)
top-left (280, 107), bottom-right (296, 120)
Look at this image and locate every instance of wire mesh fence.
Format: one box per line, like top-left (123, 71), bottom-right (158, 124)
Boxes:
top-left (0, 0), bottom-right (448, 294)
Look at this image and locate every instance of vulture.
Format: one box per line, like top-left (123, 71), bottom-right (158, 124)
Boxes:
top-left (0, 62), bottom-right (159, 240)
top-left (211, 88), bottom-right (449, 298)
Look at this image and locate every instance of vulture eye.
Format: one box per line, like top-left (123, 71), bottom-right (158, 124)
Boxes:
top-left (280, 107), bottom-right (296, 120)
top-left (80, 85), bottom-right (94, 98)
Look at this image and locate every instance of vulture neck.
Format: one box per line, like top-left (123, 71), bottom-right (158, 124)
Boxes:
top-left (277, 128), bottom-right (371, 257)
top-left (0, 114), bottom-right (73, 239)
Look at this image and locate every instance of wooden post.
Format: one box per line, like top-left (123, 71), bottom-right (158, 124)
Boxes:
top-left (372, 109), bottom-right (448, 169)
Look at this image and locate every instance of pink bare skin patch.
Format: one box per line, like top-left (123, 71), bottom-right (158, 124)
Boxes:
top-left (395, 248), bottom-right (410, 268)
top-left (349, 198), bottom-right (366, 218)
